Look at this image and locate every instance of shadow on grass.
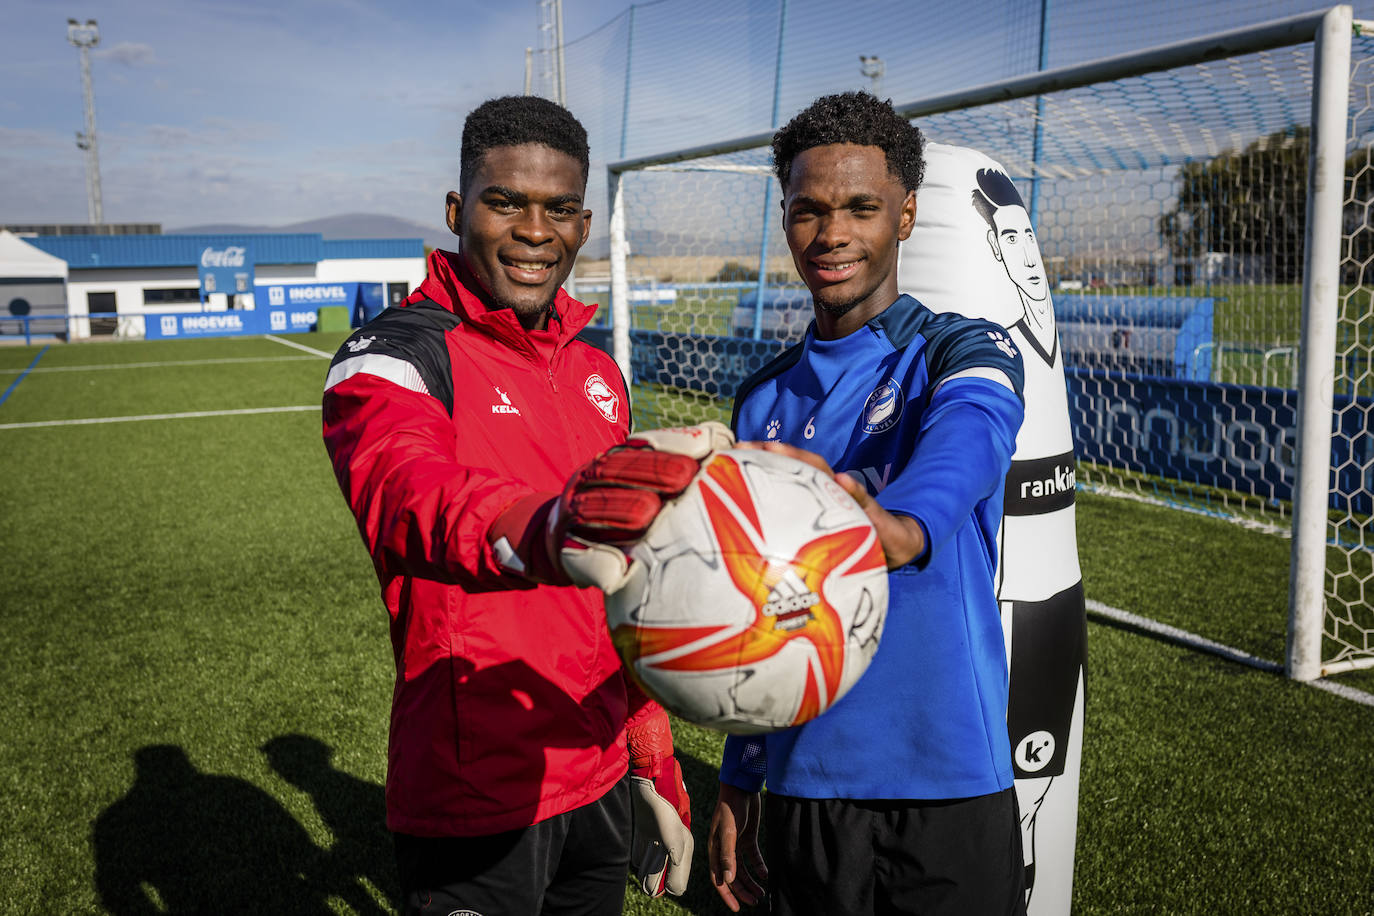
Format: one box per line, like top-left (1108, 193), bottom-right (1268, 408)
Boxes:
top-left (92, 740), bottom-right (397, 915)
top-left (263, 734), bottom-right (399, 913)
top-left (91, 739), bottom-right (736, 915)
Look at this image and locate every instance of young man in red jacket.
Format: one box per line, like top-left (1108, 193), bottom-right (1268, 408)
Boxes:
top-left (322, 95), bottom-right (722, 916)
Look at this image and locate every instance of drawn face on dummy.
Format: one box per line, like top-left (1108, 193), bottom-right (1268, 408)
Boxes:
top-left (988, 201), bottom-right (1049, 323)
top-left (973, 168), bottom-right (1052, 336)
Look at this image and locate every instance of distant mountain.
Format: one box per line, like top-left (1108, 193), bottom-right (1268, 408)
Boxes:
top-left (169, 212), bottom-right (452, 251)
top-left (165, 214), bottom-right (754, 263)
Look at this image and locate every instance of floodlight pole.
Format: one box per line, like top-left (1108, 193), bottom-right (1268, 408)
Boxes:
top-left (537, 0), bottom-right (566, 104)
top-left (537, 0), bottom-right (575, 295)
top-left (859, 55), bottom-right (885, 97)
top-left (67, 17), bottom-right (103, 225)
top-left (751, 0), bottom-right (788, 340)
top-left (554, 0), bottom-right (566, 106)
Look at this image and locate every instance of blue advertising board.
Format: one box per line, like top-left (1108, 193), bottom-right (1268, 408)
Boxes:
top-left (198, 244), bottom-right (255, 299)
top-left (578, 325), bottom-right (1369, 514)
top-left (1066, 368), bottom-right (1374, 514)
top-left (144, 305), bottom-right (319, 339)
top-left (258, 281), bottom-right (356, 310)
top-left (143, 282), bottom-right (397, 340)
top-left (256, 281), bottom-right (385, 327)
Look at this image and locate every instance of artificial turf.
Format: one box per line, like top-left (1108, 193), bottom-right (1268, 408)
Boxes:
top-left (1, 332), bottom-right (1370, 915)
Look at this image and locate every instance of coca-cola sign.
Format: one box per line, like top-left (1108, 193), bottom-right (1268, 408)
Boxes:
top-left (197, 242), bottom-right (255, 299)
top-left (201, 246), bottom-right (247, 268)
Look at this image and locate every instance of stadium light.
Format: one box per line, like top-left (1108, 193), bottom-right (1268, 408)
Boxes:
top-left (859, 55), bottom-right (885, 97)
top-left (66, 17), bottom-right (103, 225)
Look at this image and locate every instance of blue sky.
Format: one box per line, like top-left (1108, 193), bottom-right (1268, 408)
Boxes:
top-left (0, 0), bottom-right (630, 232)
top-left (6, 0), bottom-right (1371, 242)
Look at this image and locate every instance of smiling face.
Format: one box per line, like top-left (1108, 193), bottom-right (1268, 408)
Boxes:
top-left (781, 143), bottom-right (916, 339)
top-left (446, 142), bottom-right (591, 330)
top-left (989, 202), bottom-right (1047, 306)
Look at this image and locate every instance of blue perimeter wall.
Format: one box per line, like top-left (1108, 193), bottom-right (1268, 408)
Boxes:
top-left (577, 327), bottom-right (1373, 515)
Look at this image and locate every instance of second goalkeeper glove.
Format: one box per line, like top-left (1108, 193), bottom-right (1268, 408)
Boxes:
top-left (626, 703), bottom-right (693, 897)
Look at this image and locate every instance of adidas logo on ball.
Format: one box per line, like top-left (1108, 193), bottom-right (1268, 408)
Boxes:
top-left (762, 572), bottom-right (820, 628)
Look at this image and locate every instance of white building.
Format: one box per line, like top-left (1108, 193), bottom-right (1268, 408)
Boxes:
top-left (1, 231), bottom-right (426, 340)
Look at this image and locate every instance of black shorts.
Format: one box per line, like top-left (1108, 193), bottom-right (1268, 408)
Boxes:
top-left (393, 778), bottom-right (630, 916)
top-left (1006, 580), bottom-right (1088, 779)
top-left (764, 788), bottom-right (1027, 916)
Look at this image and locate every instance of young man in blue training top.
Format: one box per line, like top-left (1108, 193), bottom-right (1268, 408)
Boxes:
top-left (707, 92), bottom-right (1029, 916)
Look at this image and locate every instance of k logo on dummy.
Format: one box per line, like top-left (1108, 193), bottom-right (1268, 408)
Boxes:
top-left (897, 142), bottom-right (1088, 916)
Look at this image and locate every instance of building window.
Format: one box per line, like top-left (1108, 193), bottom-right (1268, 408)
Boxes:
top-left (143, 288), bottom-right (201, 305)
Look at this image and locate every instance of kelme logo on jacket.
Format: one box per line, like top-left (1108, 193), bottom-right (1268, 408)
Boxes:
top-left (491, 386), bottom-right (520, 416)
top-left (584, 374), bottom-right (619, 423)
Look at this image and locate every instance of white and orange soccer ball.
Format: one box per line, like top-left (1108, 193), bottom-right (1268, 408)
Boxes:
top-left (605, 448), bottom-right (889, 734)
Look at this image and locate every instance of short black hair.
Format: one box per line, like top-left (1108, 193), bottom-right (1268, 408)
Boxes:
top-left (460, 96), bottom-right (590, 192)
top-left (971, 168), bottom-right (1027, 229)
top-left (771, 92), bottom-right (925, 193)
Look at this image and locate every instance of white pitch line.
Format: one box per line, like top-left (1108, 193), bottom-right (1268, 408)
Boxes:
top-left (1086, 598), bottom-right (1374, 707)
top-left (0, 356), bottom-right (319, 375)
top-left (0, 405), bottom-right (318, 430)
top-left (1081, 482), bottom-right (1291, 538)
top-left (267, 334), bottom-right (334, 358)
top-left (1310, 678), bottom-right (1374, 706)
top-left (1086, 599), bottom-right (1284, 672)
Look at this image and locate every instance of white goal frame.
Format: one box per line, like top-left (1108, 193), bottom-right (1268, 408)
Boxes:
top-left (606, 6), bottom-right (1366, 681)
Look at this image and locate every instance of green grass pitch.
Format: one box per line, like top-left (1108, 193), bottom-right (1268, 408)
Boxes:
top-left (1, 332), bottom-right (1372, 914)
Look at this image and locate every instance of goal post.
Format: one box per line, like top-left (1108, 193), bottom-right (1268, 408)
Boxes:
top-left (1289, 5), bottom-right (1351, 681)
top-left (605, 5), bottom-right (1374, 680)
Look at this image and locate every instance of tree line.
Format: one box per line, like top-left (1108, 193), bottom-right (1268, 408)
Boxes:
top-left (1157, 124), bottom-right (1374, 285)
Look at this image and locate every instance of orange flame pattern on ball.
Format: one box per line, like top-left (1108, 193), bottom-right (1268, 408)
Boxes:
top-left (614, 453), bottom-right (886, 726)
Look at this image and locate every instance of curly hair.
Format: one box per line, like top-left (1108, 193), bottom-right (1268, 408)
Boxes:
top-left (460, 96), bottom-right (590, 191)
top-left (772, 92), bottom-right (925, 193)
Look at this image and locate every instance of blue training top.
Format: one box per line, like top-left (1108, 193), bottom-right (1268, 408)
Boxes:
top-left (718, 294), bottom-right (1026, 800)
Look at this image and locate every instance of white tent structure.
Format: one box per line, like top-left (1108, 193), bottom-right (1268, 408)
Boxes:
top-left (0, 231), bottom-right (70, 341)
top-left (0, 231), bottom-right (69, 279)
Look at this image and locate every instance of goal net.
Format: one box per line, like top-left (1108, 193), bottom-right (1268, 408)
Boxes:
top-left (598, 10), bottom-right (1374, 677)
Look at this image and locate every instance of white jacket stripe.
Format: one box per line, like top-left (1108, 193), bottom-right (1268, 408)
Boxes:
top-left (324, 353), bottom-right (431, 396)
top-left (932, 366), bottom-right (1015, 396)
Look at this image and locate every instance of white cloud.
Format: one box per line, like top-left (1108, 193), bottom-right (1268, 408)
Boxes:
top-left (0, 126), bottom-right (71, 151)
top-left (94, 42), bottom-right (157, 67)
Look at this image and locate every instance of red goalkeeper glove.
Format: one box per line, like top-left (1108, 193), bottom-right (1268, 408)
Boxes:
top-left (626, 703), bottom-right (693, 897)
top-left (489, 421), bottom-right (734, 591)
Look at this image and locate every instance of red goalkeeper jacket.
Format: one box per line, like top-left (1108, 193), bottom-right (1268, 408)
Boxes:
top-left (322, 249), bottom-right (636, 836)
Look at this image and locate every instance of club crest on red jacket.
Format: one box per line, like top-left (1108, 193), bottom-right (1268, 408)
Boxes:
top-left (584, 373), bottom-right (620, 423)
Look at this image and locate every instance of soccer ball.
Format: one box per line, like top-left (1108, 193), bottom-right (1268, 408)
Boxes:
top-left (605, 448), bottom-right (889, 734)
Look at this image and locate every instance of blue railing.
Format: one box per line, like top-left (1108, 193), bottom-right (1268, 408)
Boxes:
top-left (0, 313), bottom-right (120, 346)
